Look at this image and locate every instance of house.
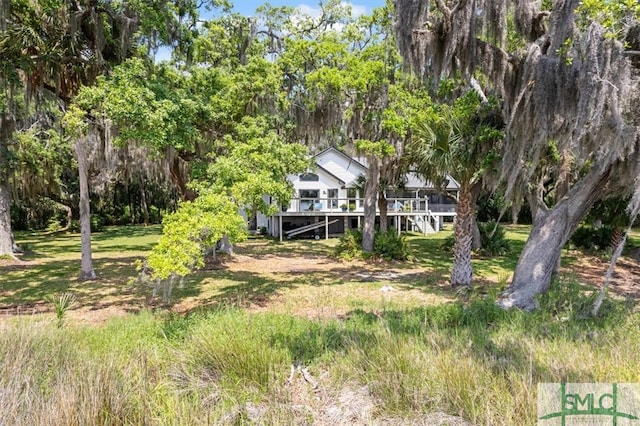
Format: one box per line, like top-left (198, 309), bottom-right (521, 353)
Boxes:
top-left (256, 147), bottom-right (458, 240)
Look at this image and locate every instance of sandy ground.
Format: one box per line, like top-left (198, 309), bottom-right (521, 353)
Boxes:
top-left (1, 248), bottom-right (638, 325)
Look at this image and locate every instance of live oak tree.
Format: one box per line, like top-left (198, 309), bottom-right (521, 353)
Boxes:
top-left (275, 3), bottom-right (415, 252)
top-left (0, 0), bottom-right (142, 274)
top-left (2, 0), bottom-right (224, 277)
top-left (143, 117), bottom-right (308, 282)
top-left (396, 0), bottom-right (640, 309)
top-left (72, 8), bottom-right (310, 281)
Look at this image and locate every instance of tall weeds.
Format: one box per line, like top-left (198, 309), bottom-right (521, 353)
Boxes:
top-left (0, 294), bottom-right (638, 425)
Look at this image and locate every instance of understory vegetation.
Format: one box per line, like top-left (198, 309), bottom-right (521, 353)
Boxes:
top-left (570, 224), bottom-right (620, 253)
top-left (0, 287), bottom-right (637, 425)
top-left (441, 221), bottom-right (512, 257)
top-left (334, 228), bottom-right (411, 261)
top-left (1, 226), bottom-right (639, 425)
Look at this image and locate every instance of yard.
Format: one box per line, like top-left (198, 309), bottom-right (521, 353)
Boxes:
top-left (1, 226), bottom-right (639, 425)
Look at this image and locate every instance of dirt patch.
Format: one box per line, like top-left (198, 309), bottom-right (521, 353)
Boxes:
top-left (563, 252), bottom-right (640, 298)
top-left (224, 367), bottom-right (472, 426)
top-left (2, 246), bottom-right (639, 325)
top-left (0, 258), bottom-right (33, 269)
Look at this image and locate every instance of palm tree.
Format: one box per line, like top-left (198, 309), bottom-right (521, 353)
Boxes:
top-left (409, 93), bottom-right (503, 287)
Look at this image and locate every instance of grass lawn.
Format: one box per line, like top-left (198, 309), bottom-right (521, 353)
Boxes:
top-left (0, 225), bottom-right (639, 425)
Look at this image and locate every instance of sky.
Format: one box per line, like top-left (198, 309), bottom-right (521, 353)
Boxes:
top-left (155, 1), bottom-right (385, 61)
top-left (229, 1), bottom-right (385, 17)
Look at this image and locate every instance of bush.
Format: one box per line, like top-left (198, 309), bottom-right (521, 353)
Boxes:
top-left (440, 221), bottom-right (511, 257)
top-left (535, 277), bottom-right (628, 324)
top-left (334, 229), bottom-right (362, 260)
top-left (45, 217), bottom-right (63, 233)
top-left (70, 215), bottom-right (105, 233)
top-left (570, 224), bottom-right (617, 251)
top-left (478, 221), bottom-right (512, 256)
top-left (440, 234), bottom-right (455, 252)
top-left (335, 228), bottom-right (411, 261)
top-left (374, 228), bottom-right (411, 261)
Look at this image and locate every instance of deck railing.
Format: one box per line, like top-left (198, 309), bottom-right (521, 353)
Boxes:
top-left (280, 197), bottom-right (456, 214)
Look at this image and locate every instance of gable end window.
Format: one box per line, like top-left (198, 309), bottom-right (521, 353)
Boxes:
top-left (300, 173), bottom-right (319, 182)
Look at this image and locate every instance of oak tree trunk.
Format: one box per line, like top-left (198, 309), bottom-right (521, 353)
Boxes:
top-left (59, 203), bottom-right (73, 231)
top-left (362, 158), bottom-right (380, 253)
top-left (511, 201), bottom-right (521, 225)
top-left (140, 182), bottom-right (149, 226)
top-left (451, 187), bottom-right (473, 287)
top-left (378, 192), bottom-right (388, 233)
top-left (498, 167), bottom-right (612, 311)
top-left (0, 118), bottom-right (15, 258)
top-left (169, 153), bottom-right (196, 201)
top-left (0, 180), bottom-right (14, 257)
top-left (218, 235), bottom-right (234, 255)
top-left (75, 137), bottom-right (96, 280)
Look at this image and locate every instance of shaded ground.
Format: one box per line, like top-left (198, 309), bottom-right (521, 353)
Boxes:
top-left (566, 252), bottom-right (640, 298)
top-left (1, 229), bottom-right (638, 325)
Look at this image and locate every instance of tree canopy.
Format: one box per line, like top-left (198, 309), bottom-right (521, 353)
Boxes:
top-left (396, 0), bottom-right (640, 309)
top-left (2, 0), bottom-right (638, 308)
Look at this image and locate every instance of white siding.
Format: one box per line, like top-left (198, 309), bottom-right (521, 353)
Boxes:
top-left (315, 149), bottom-right (367, 186)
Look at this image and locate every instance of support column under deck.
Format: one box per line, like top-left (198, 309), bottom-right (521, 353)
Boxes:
top-left (325, 213), bottom-right (329, 240)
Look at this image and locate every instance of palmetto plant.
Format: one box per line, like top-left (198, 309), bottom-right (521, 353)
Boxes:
top-left (45, 292), bottom-right (77, 328)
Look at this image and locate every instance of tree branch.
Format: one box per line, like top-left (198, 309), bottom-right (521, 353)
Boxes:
top-left (469, 76), bottom-right (488, 103)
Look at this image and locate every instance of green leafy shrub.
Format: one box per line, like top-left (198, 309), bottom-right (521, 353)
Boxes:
top-left (69, 215), bottom-right (105, 233)
top-left (374, 228), bottom-right (411, 260)
top-left (570, 224), bottom-right (617, 251)
top-left (147, 192), bottom-right (247, 280)
top-left (335, 228), bottom-right (411, 261)
top-left (440, 221), bottom-right (511, 257)
top-left (45, 217), bottom-right (63, 233)
top-left (334, 229), bottom-right (363, 260)
top-left (440, 234), bottom-right (455, 252)
top-left (478, 221), bottom-right (512, 256)
top-left (91, 215), bottom-right (105, 232)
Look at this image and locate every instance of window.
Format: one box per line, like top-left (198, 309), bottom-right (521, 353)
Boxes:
top-left (347, 188), bottom-right (362, 207)
top-left (299, 189), bottom-right (319, 211)
top-left (327, 188), bottom-right (338, 208)
top-left (299, 189), bottom-right (319, 198)
top-left (299, 173), bottom-right (319, 182)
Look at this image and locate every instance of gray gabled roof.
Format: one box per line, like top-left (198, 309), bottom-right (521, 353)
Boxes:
top-left (404, 173), bottom-right (460, 190)
top-left (312, 146), bottom-right (460, 191)
top-left (314, 146), bottom-right (369, 170)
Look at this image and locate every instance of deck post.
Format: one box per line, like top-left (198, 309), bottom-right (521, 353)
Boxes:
top-left (279, 214), bottom-right (283, 242)
top-left (325, 213), bottom-right (329, 239)
top-left (423, 215), bottom-right (427, 236)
